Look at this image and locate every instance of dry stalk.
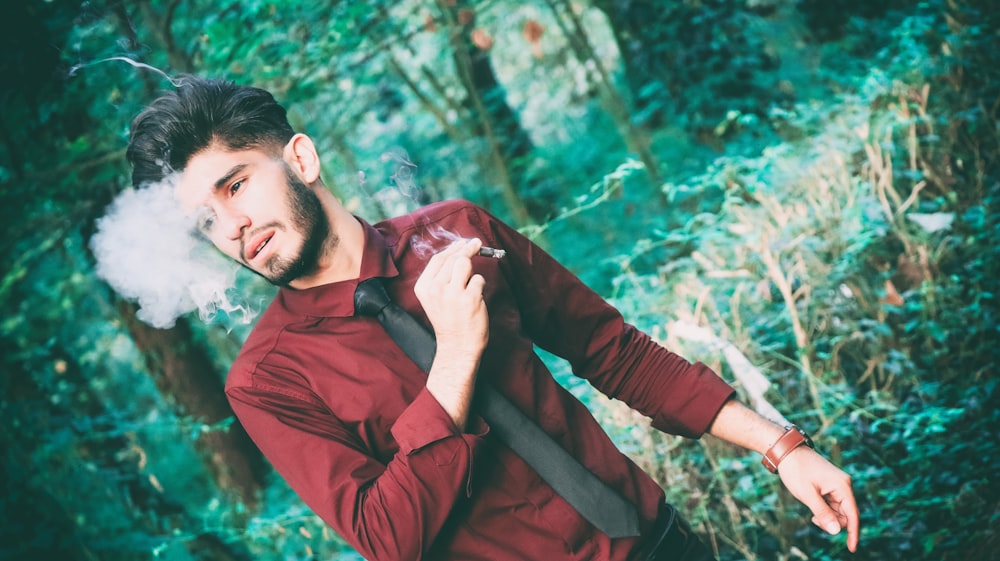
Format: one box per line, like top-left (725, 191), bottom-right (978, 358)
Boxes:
top-left (669, 320), bottom-right (788, 424)
top-left (896, 180), bottom-right (928, 215)
top-left (699, 440), bottom-right (758, 561)
top-left (867, 130), bottom-right (905, 221)
top-left (758, 228), bottom-right (827, 424)
top-left (729, 283), bottom-right (746, 344)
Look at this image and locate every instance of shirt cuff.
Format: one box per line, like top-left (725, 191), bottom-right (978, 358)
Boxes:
top-left (392, 388), bottom-right (487, 455)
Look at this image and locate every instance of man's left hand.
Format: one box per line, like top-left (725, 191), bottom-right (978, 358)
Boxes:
top-left (777, 447), bottom-right (860, 553)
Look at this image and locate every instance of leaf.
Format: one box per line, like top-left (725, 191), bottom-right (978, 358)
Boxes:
top-left (907, 212), bottom-right (954, 233)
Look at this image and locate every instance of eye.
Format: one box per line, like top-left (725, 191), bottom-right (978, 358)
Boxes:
top-left (230, 179), bottom-right (244, 195)
top-left (197, 209), bottom-right (217, 233)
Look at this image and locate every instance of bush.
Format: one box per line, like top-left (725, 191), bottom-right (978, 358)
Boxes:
top-left (596, 2), bottom-right (999, 558)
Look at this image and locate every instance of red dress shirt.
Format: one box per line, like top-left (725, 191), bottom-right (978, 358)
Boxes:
top-left (226, 200), bottom-right (734, 561)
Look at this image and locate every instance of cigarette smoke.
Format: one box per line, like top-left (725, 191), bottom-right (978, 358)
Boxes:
top-left (69, 56), bottom-right (182, 86)
top-left (381, 147), bottom-right (419, 199)
top-left (363, 147), bottom-right (424, 218)
top-left (91, 176), bottom-right (251, 328)
top-left (409, 224), bottom-right (470, 259)
top-left (368, 150), bottom-right (477, 259)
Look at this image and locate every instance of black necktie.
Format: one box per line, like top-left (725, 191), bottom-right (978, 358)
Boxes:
top-left (354, 277), bottom-right (641, 538)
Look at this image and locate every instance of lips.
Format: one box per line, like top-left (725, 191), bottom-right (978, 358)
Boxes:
top-left (246, 231), bottom-right (275, 262)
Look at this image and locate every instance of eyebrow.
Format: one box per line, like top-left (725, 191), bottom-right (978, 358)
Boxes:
top-left (213, 163), bottom-right (249, 191)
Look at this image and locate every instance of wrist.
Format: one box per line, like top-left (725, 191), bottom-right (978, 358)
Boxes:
top-left (434, 338), bottom-right (486, 366)
top-left (761, 424), bottom-right (814, 474)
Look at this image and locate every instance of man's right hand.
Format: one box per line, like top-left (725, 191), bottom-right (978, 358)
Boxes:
top-left (414, 238), bottom-right (489, 429)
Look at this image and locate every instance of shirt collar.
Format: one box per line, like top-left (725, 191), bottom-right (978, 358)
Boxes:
top-left (275, 216), bottom-right (400, 318)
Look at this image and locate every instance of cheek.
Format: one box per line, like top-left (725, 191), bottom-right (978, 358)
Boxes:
top-left (244, 186), bottom-right (282, 218)
top-left (205, 231), bottom-right (242, 260)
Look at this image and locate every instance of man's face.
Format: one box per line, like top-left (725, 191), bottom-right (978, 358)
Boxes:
top-left (177, 144), bottom-right (329, 285)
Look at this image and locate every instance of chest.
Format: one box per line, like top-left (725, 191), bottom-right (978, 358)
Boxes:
top-left (285, 301), bottom-right (533, 458)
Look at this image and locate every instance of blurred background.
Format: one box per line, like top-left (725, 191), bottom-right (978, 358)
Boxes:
top-left (1, 1), bottom-right (997, 560)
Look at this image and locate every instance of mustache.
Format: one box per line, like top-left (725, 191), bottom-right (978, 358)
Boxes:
top-left (239, 222), bottom-right (283, 263)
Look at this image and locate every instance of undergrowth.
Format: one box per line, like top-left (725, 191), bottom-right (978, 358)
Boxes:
top-left (594, 2), bottom-right (999, 559)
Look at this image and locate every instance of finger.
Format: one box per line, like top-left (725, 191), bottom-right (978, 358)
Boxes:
top-left (449, 255), bottom-right (474, 286)
top-left (423, 239), bottom-right (466, 279)
top-left (461, 237), bottom-right (483, 257)
top-left (444, 239), bottom-right (480, 285)
top-left (820, 480), bottom-right (859, 552)
top-left (421, 252), bottom-right (447, 280)
top-left (466, 274), bottom-right (486, 296)
top-left (803, 492), bottom-right (844, 538)
top-left (840, 488), bottom-right (861, 552)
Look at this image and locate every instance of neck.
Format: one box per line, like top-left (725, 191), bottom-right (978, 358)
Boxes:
top-left (287, 190), bottom-right (364, 290)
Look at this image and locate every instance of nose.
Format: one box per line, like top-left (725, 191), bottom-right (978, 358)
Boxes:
top-left (218, 207), bottom-right (251, 241)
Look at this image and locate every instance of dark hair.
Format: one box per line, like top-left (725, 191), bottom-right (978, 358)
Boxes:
top-left (126, 75), bottom-right (295, 187)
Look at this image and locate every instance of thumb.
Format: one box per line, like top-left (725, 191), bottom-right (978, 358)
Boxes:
top-left (809, 508), bottom-right (843, 536)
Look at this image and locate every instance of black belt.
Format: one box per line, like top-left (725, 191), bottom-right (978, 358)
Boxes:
top-left (629, 503), bottom-right (717, 561)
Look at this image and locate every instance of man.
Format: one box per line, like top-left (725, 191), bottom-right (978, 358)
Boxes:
top-left (126, 76), bottom-right (859, 561)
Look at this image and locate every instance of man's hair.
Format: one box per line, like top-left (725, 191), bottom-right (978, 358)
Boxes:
top-left (126, 75), bottom-right (295, 187)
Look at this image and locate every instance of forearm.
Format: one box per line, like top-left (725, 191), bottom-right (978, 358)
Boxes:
top-left (706, 398), bottom-right (787, 454)
top-left (415, 237), bottom-right (489, 431)
top-left (425, 341), bottom-right (483, 430)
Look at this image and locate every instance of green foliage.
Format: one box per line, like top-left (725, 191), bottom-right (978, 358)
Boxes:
top-left (586, 2), bottom-right (999, 559)
top-left (2, 0), bottom-right (997, 559)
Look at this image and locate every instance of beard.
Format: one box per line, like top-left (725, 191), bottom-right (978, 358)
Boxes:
top-left (259, 167), bottom-right (333, 286)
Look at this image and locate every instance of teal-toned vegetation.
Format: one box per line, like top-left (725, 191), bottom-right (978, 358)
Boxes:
top-left (1, 1), bottom-right (996, 560)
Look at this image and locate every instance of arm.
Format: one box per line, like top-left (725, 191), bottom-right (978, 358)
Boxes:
top-left (707, 400), bottom-right (861, 553)
top-left (481, 209), bottom-right (733, 437)
top-left (225, 240), bottom-right (489, 561)
top-left (474, 204), bottom-right (860, 550)
top-left (414, 237), bottom-right (489, 429)
top-left (229, 383), bottom-right (483, 561)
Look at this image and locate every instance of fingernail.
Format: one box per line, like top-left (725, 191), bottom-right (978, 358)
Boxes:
top-left (825, 522), bottom-right (841, 534)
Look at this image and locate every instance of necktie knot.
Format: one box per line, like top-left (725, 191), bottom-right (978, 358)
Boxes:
top-left (354, 278), bottom-right (391, 318)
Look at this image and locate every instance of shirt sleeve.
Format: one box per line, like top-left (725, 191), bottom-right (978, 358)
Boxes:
top-left (227, 379), bottom-right (486, 561)
top-left (476, 207), bottom-right (735, 438)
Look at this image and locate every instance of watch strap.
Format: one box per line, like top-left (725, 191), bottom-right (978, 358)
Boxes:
top-left (761, 425), bottom-right (814, 474)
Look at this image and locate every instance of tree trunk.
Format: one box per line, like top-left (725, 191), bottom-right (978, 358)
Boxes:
top-left (547, 0), bottom-right (663, 189)
top-left (135, 0), bottom-right (194, 73)
top-left (590, 0), bottom-right (673, 127)
top-left (592, 0), bottom-right (778, 134)
top-left (436, 0), bottom-right (547, 225)
top-left (118, 301), bottom-right (269, 510)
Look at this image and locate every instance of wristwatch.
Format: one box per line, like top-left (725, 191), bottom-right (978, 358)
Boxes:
top-left (761, 425), bottom-right (814, 474)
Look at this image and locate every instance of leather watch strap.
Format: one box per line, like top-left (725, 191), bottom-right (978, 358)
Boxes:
top-left (761, 425), bottom-right (814, 474)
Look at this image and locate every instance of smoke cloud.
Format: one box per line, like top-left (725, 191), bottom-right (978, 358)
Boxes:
top-left (90, 176), bottom-right (250, 328)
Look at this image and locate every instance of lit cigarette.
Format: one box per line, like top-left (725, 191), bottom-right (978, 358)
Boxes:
top-left (478, 246), bottom-right (506, 259)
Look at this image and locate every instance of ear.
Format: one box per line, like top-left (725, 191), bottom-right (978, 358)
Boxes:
top-left (282, 133), bottom-right (322, 184)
